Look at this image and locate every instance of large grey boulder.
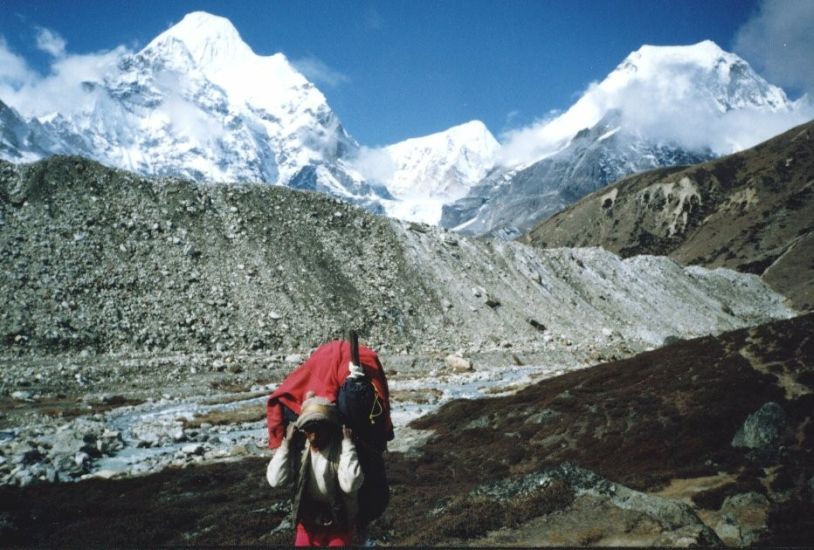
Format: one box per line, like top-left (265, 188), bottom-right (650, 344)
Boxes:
top-left (732, 402), bottom-right (786, 450)
top-left (474, 462), bottom-right (722, 546)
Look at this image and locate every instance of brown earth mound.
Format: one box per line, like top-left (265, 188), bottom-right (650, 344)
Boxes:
top-left (1, 314), bottom-right (811, 546)
top-left (524, 119), bottom-right (814, 311)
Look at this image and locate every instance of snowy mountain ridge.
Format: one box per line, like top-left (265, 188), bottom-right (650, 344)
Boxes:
top-left (1, 14), bottom-right (811, 230)
top-left (375, 120), bottom-right (500, 224)
top-left (1, 11), bottom-right (389, 211)
top-left (442, 40), bottom-right (811, 238)
top-left (498, 40), bottom-right (798, 168)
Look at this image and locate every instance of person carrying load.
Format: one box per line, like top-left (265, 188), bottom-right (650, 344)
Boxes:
top-left (266, 332), bottom-right (393, 546)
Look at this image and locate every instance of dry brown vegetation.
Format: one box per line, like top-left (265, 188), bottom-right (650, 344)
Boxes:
top-left (181, 403), bottom-right (266, 429)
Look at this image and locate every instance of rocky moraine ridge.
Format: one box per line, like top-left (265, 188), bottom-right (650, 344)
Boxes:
top-left (0, 156), bottom-right (794, 359)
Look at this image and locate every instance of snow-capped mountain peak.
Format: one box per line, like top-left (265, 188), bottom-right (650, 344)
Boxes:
top-left (384, 120), bottom-right (499, 199)
top-left (0, 10), bottom-right (381, 206)
top-left (146, 11), bottom-right (252, 71)
top-left (604, 40), bottom-right (790, 113)
top-left (446, 41), bottom-right (813, 238)
top-left (498, 40), bottom-right (798, 169)
top-left (376, 120), bottom-right (500, 225)
top-left (141, 12), bottom-right (320, 115)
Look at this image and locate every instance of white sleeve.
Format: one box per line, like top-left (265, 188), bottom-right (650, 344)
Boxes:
top-left (337, 438), bottom-right (365, 494)
top-left (266, 442), bottom-right (292, 488)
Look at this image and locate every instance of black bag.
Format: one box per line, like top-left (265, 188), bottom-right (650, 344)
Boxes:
top-left (337, 375), bottom-right (390, 526)
top-left (337, 376), bottom-right (389, 452)
top-left (356, 442), bottom-right (389, 527)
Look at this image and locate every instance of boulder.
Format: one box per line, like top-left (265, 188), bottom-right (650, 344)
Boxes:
top-left (474, 463), bottom-right (721, 546)
top-left (181, 443), bottom-right (205, 456)
top-left (732, 402), bottom-right (786, 450)
top-left (445, 354), bottom-right (474, 373)
top-left (714, 492), bottom-right (770, 546)
top-left (10, 391), bottom-right (33, 401)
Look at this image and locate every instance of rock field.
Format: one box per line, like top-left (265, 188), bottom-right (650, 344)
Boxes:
top-left (0, 155), bottom-right (798, 488)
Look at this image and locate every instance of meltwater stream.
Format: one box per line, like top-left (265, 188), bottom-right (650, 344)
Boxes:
top-left (91, 362), bottom-right (579, 479)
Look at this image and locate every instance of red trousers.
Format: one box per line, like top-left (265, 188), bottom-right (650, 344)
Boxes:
top-left (295, 522), bottom-right (352, 547)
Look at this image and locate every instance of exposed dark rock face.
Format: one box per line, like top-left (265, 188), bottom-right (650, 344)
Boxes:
top-left (525, 119), bottom-right (814, 311)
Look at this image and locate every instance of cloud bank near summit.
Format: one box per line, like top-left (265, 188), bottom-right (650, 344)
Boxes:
top-left (735, 0), bottom-right (814, 99)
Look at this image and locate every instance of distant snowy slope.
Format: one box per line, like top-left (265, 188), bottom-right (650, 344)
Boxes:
top-left (444, 40), bottom-right (812, 238)
top-left (499, 40), bottom-right (799, 168)
top-left (355, 121), bottom-right (500, 225)
top-left (2, 26), bottom-right (811, 229)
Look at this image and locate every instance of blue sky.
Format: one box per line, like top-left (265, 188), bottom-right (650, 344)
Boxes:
top-left (1, 0), bottom-right (811, 147)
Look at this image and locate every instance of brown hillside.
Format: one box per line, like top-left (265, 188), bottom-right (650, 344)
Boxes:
top-left (524, 120), bottom-right (814, 311)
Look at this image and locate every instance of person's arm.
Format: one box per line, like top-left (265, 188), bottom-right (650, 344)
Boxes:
top-left (337, 426), bottom-right (365, 494)
top-left (267, 424), bottom-right (296, 487)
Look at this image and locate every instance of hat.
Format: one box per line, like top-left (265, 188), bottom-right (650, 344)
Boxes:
top-left (296, 392), bottom-right (339, 429)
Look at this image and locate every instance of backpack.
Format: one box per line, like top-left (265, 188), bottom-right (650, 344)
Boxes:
top-left (337, 375), bottom-right (389, 453)
top-left (337, 374), bottom-right (390, 527)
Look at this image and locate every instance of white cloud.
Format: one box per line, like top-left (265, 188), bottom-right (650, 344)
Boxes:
top-left (35, 27), bottom-right (66, 58)
top-left (4, 46), bottom-right (128, 118)
top-left (348, 146), bottom-right (395, 184)
top-left (735, 0), bottom-right (814, 97)
top-left (497, 48), bottom-right (814, 168)
top-left (292, 56), bottom-right (349, 88)
top-left (161, 92), bottom-right (225, 146)
top-left (0, 37), bottom-right (37, 90)
top-left (497, 89), bottom-right (607, 167)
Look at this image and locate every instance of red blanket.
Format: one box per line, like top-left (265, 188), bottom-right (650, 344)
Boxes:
top-left (266, 340), bottom-right (393, 449)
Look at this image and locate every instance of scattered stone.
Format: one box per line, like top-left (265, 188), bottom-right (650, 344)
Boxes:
top-left (527, 319), bottom-right (546, 332)
top-left (90, 469), bottom-right (120, 480)
top-left (714, 492), bottom-right (770, 546)
top-left (442, 235), bottom-right (459, 247)
top-left (181, 444), bottom-right (205, 456)
top-left (476, 463), bottom-right (721, 546)
top-left (74, 451), bottom-right (91, 471)
top-left (485, 295), bottom-right (501, 308)
top-left (445, 355), bottom-right (473, 373)
top-left (10, 391), bottom-right (33, 401)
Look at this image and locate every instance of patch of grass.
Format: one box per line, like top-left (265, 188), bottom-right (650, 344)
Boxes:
top-left (182, 404), bottom-right (264, 429)
top-left (691, 477), bottom-right (765, 510)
